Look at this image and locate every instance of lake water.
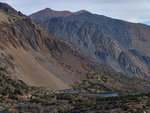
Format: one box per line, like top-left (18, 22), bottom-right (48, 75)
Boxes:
top-left (62, 90), bottom-right (86, 94)
top-left (62, 90), bottom-right (140, 97)
top-left (62, 90), bottom-right (119, 97)
top-left (90, 92), bottom-right (119, 97)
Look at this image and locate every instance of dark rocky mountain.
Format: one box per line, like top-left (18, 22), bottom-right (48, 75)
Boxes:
top-left (30, 10), bottom-right (150, 77)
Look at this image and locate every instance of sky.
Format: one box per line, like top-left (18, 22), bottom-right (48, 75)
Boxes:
top-left (0, 0), bottom-right (150, 25)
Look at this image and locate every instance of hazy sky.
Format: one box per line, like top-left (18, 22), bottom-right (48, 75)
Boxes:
top-left (0, 0), bottom-right (150, 25)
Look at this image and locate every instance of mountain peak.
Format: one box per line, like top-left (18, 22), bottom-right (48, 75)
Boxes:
top-left (42, 8), bottom-right (53, 12)
top-left (75, 10), bottom-right (88, 14)
top-left (44, 8), bottom-right (51, 10)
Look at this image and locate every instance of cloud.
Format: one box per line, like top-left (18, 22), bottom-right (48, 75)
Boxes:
top-left (0, 0), bottom-right (150, 25)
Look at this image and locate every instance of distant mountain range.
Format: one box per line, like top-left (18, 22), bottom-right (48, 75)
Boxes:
top-left (30, 8), bottom-right (150, 77)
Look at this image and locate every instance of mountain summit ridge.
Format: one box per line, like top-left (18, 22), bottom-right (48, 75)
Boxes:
top-left (29, 7), bottom-right (88, 21)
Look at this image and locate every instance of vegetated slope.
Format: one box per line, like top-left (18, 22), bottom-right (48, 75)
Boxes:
top-left (30, 10), bottom-right (150, 77)
top-left (0, 3), bottom-right (150, 92)
top-left (1, 69), bottom-right (150, 113)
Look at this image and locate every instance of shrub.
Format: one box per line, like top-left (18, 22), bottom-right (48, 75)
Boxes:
top-left (9, 94), bottom-right (18, 100)
top-left (14, 89), bottom-right (22, 95)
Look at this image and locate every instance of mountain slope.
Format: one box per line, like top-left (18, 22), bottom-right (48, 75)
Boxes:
top-left (0, 12), bottom-right (70, 90)
top-left (30, 10), bottom-right (150, 77)
top-left (0, 2), bottom-right (24, 16)
top-left (0, 7), bottom-right (126, 91)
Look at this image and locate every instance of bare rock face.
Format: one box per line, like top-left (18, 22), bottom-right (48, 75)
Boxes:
top-left (30, 10), bottom-right (150, 77)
